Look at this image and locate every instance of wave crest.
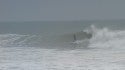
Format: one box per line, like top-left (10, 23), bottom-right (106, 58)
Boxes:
top-left (87, 25), bottom-right (125, 49)
top-left (0, 25), bottom-right (125, 50)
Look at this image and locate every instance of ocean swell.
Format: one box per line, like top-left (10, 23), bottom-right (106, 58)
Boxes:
top-left (0, 25), bottom-right (125, 50)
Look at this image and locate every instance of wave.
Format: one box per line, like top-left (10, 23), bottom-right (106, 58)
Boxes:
top-left (88, 25), bottom-right (125, 49)
top-left (63, 25), bottom-right (125, 49)
top-left (0, 25), bottom-right (125, 50)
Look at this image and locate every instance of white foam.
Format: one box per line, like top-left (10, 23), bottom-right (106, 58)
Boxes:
top-left (0, 34), bottom-right (33, 47)
top-left (87, 25), bottom-right (125, 49)
top-left (0, 47), bottom-right (125, 70)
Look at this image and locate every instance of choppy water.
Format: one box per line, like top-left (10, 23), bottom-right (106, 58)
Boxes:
top-left (0, 20), bottom-right (125, 70)
top-left (0, 20), bottom-right (125, 49)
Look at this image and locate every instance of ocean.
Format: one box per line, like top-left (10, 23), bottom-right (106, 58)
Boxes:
top-left (0, 20), bottom-right (125, 70)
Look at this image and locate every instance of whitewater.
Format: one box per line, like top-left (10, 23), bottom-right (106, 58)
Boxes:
top-left (0, 21), bottom-right (125, 70)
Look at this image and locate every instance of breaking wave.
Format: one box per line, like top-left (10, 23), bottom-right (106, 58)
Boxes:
top-left (0, 25), bottom-right (125, 50)
top-left (88, 25), bottom-right (125, 49)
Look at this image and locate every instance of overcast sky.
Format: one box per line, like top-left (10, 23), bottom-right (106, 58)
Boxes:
top-left (0, 0), bottom-right (125, 21)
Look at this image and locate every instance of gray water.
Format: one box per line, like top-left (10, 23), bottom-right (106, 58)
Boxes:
top-left (0, 20), bottom-right (125, 49)
top-left (1, 20), bottom-right (125, 70)
top-left (1, 20), bottom-right (125, 34)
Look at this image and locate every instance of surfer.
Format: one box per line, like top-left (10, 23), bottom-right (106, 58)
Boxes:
top-left (73, 34), bottom-right (77, 42)
top-left (72, 31), bottom-right (92, 48)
